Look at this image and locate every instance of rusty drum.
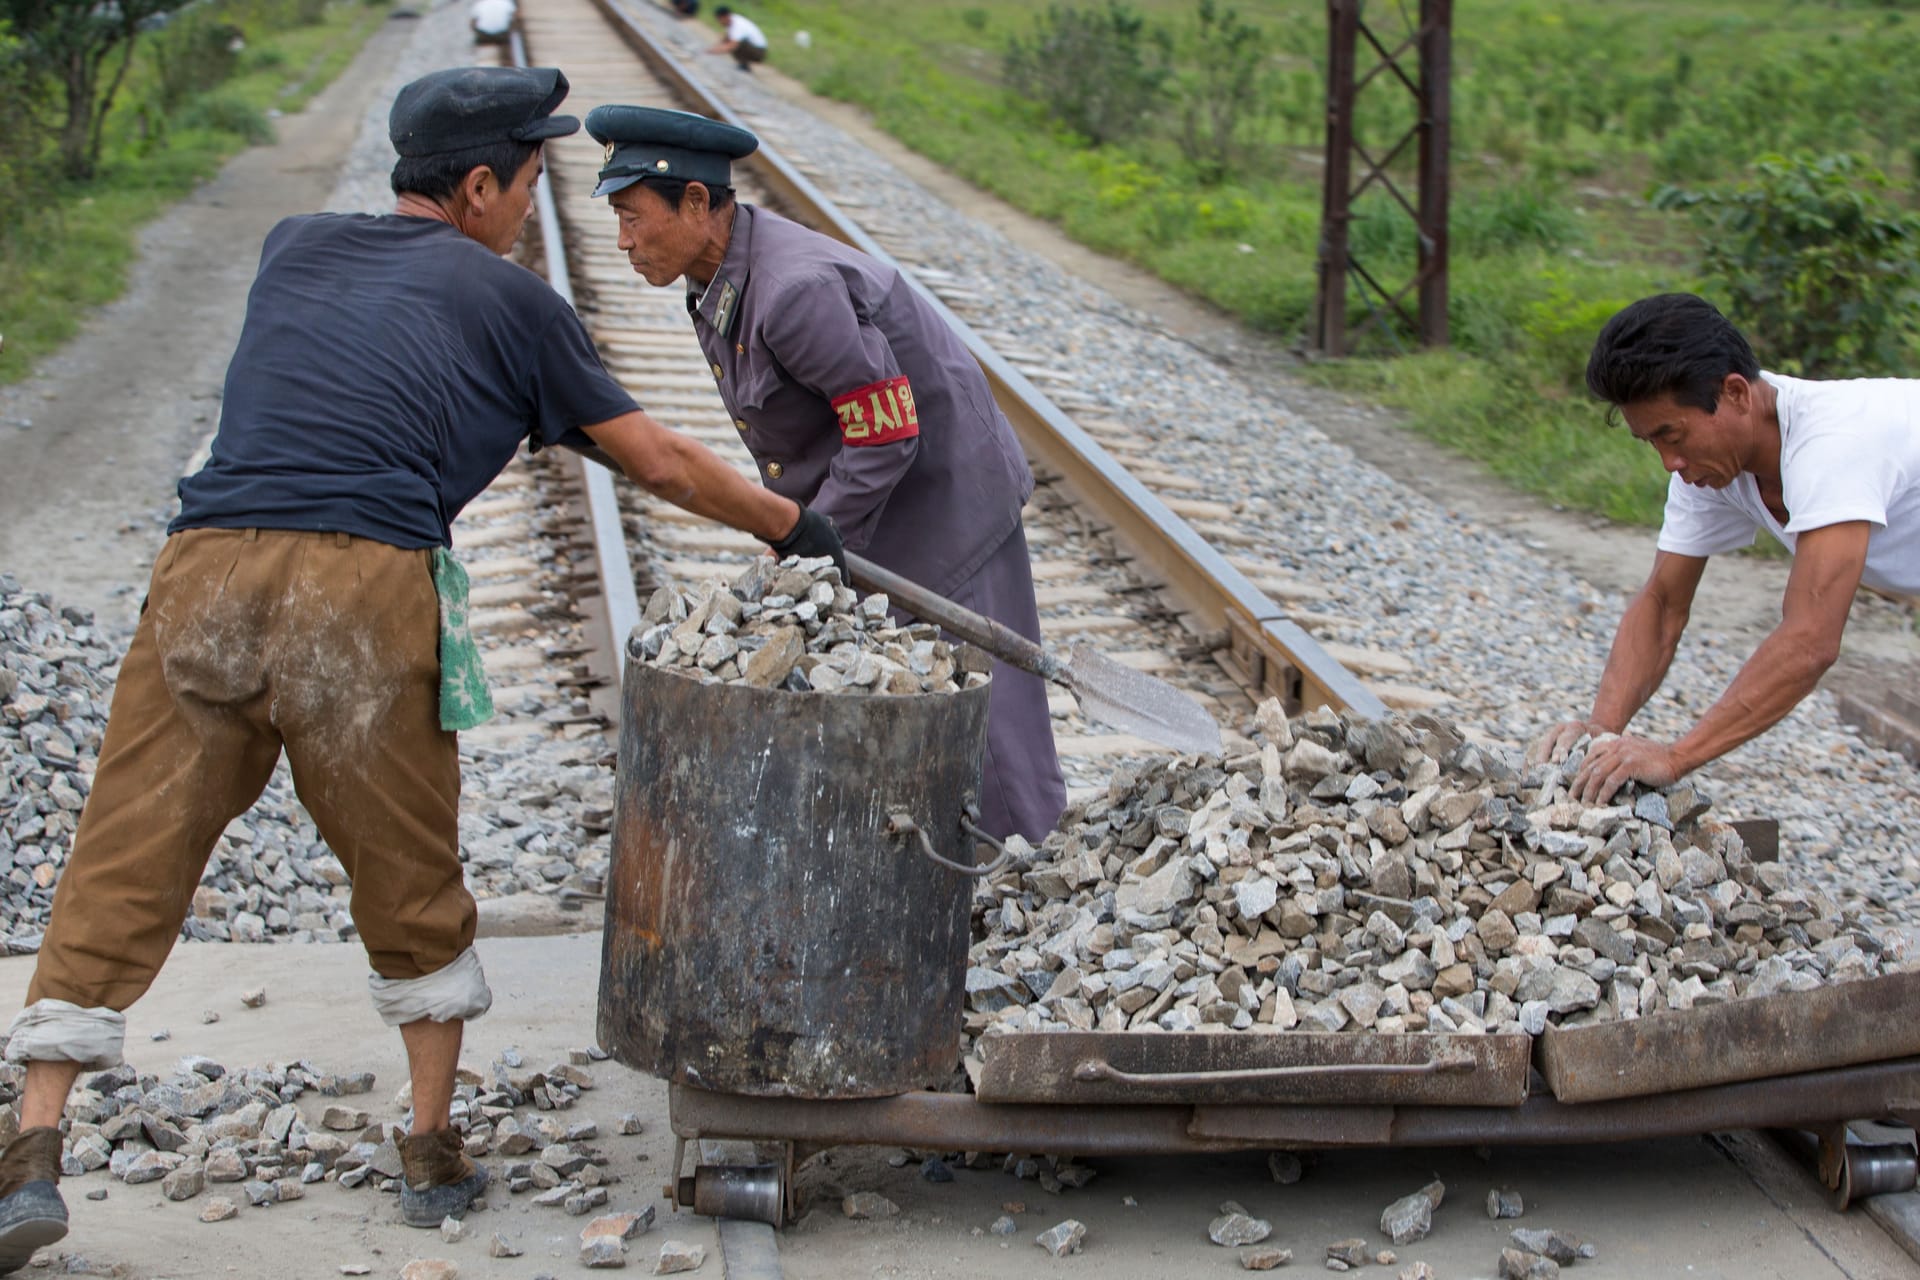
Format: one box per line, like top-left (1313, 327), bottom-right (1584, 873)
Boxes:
top-left (598, 655), bottom-right (992, 1098)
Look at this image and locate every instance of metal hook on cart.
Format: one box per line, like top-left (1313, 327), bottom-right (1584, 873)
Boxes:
top-left (887, 803), bottom-right (1010, 878)
top-left (1069, 1045), bottom-right (1478, 1090)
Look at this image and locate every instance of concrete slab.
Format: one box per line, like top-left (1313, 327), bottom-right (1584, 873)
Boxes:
top-left (0, 935), bottom-right (703, 1280)
top-left (3, 935), bottom-right (1914, 1278)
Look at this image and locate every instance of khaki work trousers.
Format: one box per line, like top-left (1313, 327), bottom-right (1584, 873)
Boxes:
top-left (28, 528), bottom-right (474, 1014)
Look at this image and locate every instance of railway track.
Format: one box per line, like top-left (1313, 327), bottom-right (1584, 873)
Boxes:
top-left (485, 0), bottom-right (1415, 802)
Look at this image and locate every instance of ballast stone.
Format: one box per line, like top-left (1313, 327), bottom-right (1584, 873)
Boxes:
top-left (1239, 1245), bottom-right (1292, 1270)
top-left (842, 1191), bottom-right (899, 1220)
top-left (1035, 1219), bottom-right (1086, 1257)
top-left (632, 557), bottom-right (984, 697)
top-left (654, 1240), bottom-right (706, 1274)
top-left (1487, 1187), bottom-right (1525, 1219)
top-left (1510, 1227), bottom-right (1595, 1264)
top-left (1380, 1180), bottom-right (1445, 1245)
top-left (1500, 1248), bottom-right (1560, 1280)
top-left (1209, 1210), bottom-right (1272, 1246)
top-left (964, 701), bottom-right (1898, 1056)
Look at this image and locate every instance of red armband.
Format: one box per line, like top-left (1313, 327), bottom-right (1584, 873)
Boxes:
top-left (832, 376), bottom-right (920, 446)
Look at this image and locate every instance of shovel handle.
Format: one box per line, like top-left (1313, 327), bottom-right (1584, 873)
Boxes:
top-left (560, 448), bottom-right (1067, 686)
top-left (844, 552), bottom-right (1064, 683)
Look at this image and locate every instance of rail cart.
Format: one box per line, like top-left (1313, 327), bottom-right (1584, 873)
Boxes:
top-left (597, 658), bottom-right (1920, 1231)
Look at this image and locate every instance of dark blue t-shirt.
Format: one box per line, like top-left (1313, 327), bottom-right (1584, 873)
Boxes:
top-left (174, 213), bottom-right (639, 548)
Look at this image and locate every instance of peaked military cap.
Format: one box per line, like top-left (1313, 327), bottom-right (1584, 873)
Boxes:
top-left (389, 66), bottom-right (579, 158)
top-left (585, 104), bottom-right (758, 198)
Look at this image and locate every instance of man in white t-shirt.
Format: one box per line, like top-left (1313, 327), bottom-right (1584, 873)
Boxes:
top-left (1531, 292), bottom-right (1918, 802)
top-left (708, 5), bottom-right (768, 71)
top-left (469, 0), bottom-right (515, 45)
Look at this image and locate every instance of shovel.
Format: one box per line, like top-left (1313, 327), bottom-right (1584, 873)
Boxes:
top-left (846, 552), bottom-right (1223, 756)
top-left (561, 445), bottom-right (1222, 752)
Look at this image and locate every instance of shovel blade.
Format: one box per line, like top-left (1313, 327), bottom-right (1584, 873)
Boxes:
top-left (1062, 643), bottom-right (1223, 756)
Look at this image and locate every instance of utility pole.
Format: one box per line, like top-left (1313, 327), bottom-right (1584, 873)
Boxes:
top-left (1312, 0), bottom-right (1452, 357)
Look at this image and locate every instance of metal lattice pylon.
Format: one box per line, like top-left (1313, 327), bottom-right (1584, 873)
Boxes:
top-left (1312, 0), bottom-right (1452, 357)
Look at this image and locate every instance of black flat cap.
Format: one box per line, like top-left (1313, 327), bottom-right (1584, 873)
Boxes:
top-left (389, 66), bottom-right (579, 158)
top-left (585, 104), bottom-right (757, 198)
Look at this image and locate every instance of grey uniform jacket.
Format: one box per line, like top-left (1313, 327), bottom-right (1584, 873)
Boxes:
top-left (687, 205), bottom-right (1034, 594)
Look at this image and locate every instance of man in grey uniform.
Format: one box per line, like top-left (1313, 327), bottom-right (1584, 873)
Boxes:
top-left (582, 104), bottom-right (1067, 841)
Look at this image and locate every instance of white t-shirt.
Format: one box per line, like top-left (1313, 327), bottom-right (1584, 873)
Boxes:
top-left (725, 13), bottom-right (767, 47)
top-left (470, 0), bottom-right (515, 33)
top-left (1656, 371), bottom-right (1919, 595)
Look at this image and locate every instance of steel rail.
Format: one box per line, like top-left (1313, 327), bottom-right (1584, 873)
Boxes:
top-left (576, 0), bottom-right (1386, 719)
top-left (510, 29), bottom-right (643, 678)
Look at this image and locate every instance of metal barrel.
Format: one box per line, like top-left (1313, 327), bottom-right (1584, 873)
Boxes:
top-left (598, 658), bottom-right (991, 1098)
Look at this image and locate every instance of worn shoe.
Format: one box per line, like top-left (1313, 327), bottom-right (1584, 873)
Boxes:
top-left (0, 1128), bottom-right (68, 1274)
top-left (397, 1128), bottom-right (489, 1228)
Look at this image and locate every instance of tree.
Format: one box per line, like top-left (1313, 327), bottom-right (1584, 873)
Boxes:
top-left (3, 0), bottom-right (195, 179)
top-left (1654, 153), bottom-right (1920, 377)
top-left (0, 18), bottom-right (46, 239)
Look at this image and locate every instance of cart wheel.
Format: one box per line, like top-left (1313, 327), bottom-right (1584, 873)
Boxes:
top-left (670, 1159), bottom-right (787, 1225)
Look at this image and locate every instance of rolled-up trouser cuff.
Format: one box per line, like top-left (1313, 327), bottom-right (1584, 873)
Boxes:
top-left (368, 946), bottom-right (492, 1026)
top-left (4, 999), bottom-right (127, 1068)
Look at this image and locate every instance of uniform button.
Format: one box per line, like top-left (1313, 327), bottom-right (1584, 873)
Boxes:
top-left (765, 461), bottom-right (784, 479)
top-left (734, 419), bottom-right (749, 433)
top-left (711, 363), bottom-right (724, 380)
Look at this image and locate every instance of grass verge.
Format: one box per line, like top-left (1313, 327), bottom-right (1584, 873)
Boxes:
top-left (732, 0), bottom-right (1919, 532)
top-left (0, 3), bottom-right (384, 387)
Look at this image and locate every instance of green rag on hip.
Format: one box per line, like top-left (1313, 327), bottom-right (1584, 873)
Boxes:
top-left (430, 547), bottom-right (494, 732)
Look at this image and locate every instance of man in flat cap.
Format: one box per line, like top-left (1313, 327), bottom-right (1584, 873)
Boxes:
top-left (0, 69), bottom-right (839, 1264)
top-left (585, 104), bottom-right (1067, 842)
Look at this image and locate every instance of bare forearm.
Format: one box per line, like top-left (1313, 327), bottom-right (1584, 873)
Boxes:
top-left (1589, 589), bottom-right (1685, 732)
top-left (582, 413), bottom-right (800, 542)
top-left (639, 434), bottom-right (796, 541)
top-left (1668, 626), bottom-right (1833, 774)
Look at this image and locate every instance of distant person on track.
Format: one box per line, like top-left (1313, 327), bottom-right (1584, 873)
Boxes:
top-left (707, 5), bottom-right (767, 71)
top-left (468, 0), bottom-right (516, 46)
top-left (669, 0), bottom-right (699, 16)
top-left (1531, 292), bottom-right (1920, 802)
top-left (0, 67), bottom-right (841, 1268)
top-left (583, 103), bottom-right (1069, 843)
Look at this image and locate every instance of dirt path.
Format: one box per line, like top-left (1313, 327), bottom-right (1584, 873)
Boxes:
top-left (0, 14), bottom-right (417, 629)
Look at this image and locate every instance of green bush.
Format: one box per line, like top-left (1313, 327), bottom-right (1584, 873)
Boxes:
top-left (1175, 0), bottom-right (1264, 184)
top-left (1346, 189), bottom-right (1417, 265)
top-left (1453, 184), bottom-right (1584, 257)
top-left (1519, 270), bottom-right (1644, 390)
top-left (1654, 152), bottom-right (1920, 375)
top-left (1002, 1), bottom-right (1168, 146)
top-left (1652, 120), bottom-right (1730, 184)
top-left (177, 90), bottom-right (274, 143)
top-left (151, 13), bottom-right (245, 113)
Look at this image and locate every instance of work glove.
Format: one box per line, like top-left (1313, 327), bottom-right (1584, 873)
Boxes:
top-left (768, 504), bottom-right (848, 584)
